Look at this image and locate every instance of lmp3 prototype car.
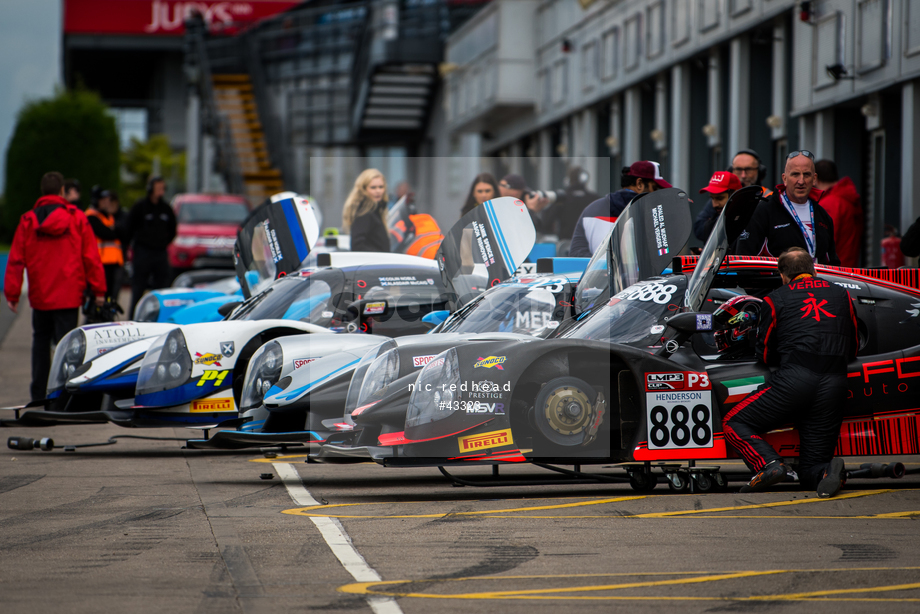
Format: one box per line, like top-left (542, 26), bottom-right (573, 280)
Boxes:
top-left (1, 193), bottom-right (326, 427)
top-left (187, 197), bottom-right (547, 449)
top-left (3, 197), bottom-right (536, 431)
top-left (309, 187), bottom-right (691, 461)
top-left (313, 186), bottom-right (920, 490)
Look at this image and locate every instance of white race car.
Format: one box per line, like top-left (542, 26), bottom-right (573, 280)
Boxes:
top-left (5, 192), bottom-right (323, 427)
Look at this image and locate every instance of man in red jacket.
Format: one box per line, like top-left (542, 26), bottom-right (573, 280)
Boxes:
top-left (816, 159), bottom-right (863, 267)
top-left (5, 171), bottom-right (107, 400)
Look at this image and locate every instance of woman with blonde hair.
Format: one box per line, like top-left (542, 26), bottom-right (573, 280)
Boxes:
top-left (343, 168), bottom-right (390, 252)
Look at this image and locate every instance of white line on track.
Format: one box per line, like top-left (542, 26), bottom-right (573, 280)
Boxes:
top-left (274, 462), bottom-right (403, 614)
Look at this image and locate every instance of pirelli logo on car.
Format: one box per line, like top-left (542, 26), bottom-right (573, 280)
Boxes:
top-left (458, 428), bottom-right (513, 453)
top-left (190, 398), bottom-right (234, 413)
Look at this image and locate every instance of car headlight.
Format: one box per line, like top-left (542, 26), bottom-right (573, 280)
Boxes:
top-left (134, 294), bottom-right (161, 322)
top-left (136, 329), bottom-right (193, 395)
top-left (342, 339), bottom-right (398, 424)
top-left (46, 329), bottom-right (87, 394)
top-left (405, 348), bottom-right (460, 428)
top-left (240, 341), bottom-right (284, 411)
top-left (353, 348), bottom-right (400, 412)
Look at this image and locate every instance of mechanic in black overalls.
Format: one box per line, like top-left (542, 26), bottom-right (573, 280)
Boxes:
top-left (722, 247), bottom-right (858, 497)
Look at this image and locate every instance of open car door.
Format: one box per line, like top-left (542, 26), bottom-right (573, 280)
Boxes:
top-left (684, 185), bottom-right (762, 312)
top-left (234, 193), bottom-right (321, 299)
top-left (574, 188), bottom-right (693, 315)
top-left (436, 196), bottom-right (536, 310)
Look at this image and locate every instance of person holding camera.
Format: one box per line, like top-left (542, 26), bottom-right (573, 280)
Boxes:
top-left (569, 161), bottom-right (671, 257)
top-left (125, 175), bottom-right (176, 316)
top-left (524, 167), bottom-right (599, 253)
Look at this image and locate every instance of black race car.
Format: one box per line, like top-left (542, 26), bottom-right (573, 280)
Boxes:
top-left (324, 186), bottom-right (920, 491)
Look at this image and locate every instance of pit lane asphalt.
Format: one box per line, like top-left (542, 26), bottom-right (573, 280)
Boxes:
top-left (2, 305), bottom-right (920, 613)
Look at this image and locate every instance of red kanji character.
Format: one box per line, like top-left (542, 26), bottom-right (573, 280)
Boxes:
top-left (800, 293), bottom-right (836, 322)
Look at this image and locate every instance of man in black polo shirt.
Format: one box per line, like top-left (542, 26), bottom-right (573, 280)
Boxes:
top-left (722, 248), bottom-right (858, 497)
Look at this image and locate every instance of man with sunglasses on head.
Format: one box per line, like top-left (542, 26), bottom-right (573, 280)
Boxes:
top-left (736, 150), bottom-right (839, 265)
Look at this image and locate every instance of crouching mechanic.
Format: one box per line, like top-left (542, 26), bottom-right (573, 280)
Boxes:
top-left (722, 247), bottom-right (858, 497)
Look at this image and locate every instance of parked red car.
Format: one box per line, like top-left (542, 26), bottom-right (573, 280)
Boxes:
top-left (168, 194), bottom-right (251, 272)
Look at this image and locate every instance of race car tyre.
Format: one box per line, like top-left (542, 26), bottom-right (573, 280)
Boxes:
top-left (533, 376), bottom-right (598, 446)
top-left (628, 472), bottom-right (658, 492)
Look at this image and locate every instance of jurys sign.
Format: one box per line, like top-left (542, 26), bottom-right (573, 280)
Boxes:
top-left (64, 0), bottom-right (300, 36)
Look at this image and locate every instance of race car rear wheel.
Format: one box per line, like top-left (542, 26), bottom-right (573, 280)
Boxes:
top-left (533, 377), bottom-right (597, 446)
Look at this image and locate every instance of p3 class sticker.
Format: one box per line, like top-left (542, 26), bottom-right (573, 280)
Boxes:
top-left (650, 324), bottom-right (665, 334)
top-left (644, 372), bottom-right (713, 450)
top-left (322, 311), bottom-right (334, 318)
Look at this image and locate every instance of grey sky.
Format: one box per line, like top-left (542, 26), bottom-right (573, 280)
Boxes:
top-left (0, 0), bottom-right (61, 194)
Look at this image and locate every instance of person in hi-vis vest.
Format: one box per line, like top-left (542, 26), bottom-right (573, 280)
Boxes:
top-left (85, 186), bottom-right (126, 305)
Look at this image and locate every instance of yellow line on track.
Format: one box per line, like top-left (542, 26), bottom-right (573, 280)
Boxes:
top-left (283, 495), bottom-right (647, 518)
top-left (283, 489), bottom-right (902, 519)
top-left (631, 489), bottom-right (892, 517)
top-left (249, 455), bottom-right (310, 463)
top-left (339, 567), bottom-right (920, 602)
top-left (763, 582), bottom-right (920, 600)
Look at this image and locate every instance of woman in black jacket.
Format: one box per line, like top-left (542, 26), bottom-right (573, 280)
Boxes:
top-left (343, 169), bottom-right (390, 252)
top-left (460, 173), bottom-right (499, 218)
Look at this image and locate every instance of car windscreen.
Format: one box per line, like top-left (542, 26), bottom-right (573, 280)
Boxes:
top-left (236, 276), bottom-right (334, 323)
top-left (685, 186), bottom-right (760, 312)
top-left (573, 227), bottom-right (613, 315)
top-left (563, 277), bottom-right (687, 346)
top-left (355, 267), bottom-right (448, 301)
top-left (440, 285), bottom-right (559, 335)
top-left (178, 202), bottom-right (249, 225)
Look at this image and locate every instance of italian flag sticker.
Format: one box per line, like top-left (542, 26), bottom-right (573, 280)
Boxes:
top-left (722, 376), bottom-right (765, 404)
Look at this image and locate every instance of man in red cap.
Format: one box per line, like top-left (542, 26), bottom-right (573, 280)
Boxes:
top-left (694, 171), bottom-right (743, 241)
top-left (569, 161), bottom-right (672, 257)
top-left (5, 171), bottom-right (106, 401)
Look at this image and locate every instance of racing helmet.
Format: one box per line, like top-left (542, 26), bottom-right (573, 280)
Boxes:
top-left (712, 295), bottom-right (763, 358)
